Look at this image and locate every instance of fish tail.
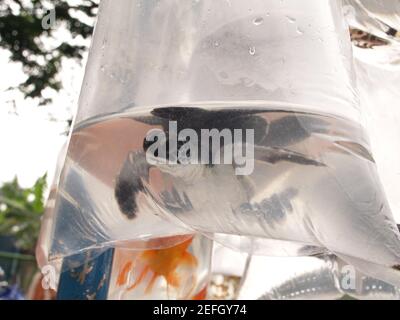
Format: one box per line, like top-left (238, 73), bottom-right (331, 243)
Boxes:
top-left (145, 273), bottom-right (158, 294)
top-left (192, 286), bottom-right (208, 300)
top-left (181, 251), bottom-right (198, 267)
top-left (116, 261), bottom-right (133, 286)
top-left (166, 271), bottom-right (180, 288)
top-left (127, 265), bottom-right (150, 291)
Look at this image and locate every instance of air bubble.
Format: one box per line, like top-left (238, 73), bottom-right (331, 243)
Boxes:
top-left (253, 17), bottom-right (264, 26)
top-left (249, 46), bottom-right (256, 55)
top-left (286, 16), bottom-right (296, 23)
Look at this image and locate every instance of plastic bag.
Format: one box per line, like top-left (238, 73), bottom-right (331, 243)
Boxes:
top-left (35, 142), bottom-right (68, 288)
top-left (108, 235), bottom-right (212, 300)
top-left (48, 0), bottom-right (400, 286)
top-left (344, 0), bottom-right (400, 66)
top-left (258, 255), bottom-right (400, 300)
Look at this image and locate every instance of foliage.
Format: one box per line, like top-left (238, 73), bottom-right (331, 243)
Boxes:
top-left (0, 175), bottom-right (47, 253)
top-left (0, 0), bottom-right (98, 105)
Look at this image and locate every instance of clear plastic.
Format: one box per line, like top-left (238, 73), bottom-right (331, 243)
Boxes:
top-left (344, 0), bottom-right (400, 66)
top-left (48, 0), bottom-right (400, 287)
top-left (35, 143), bottom-right (68, 288)
top-left (258, 255), bottom-right (400, 300)
top-left (209, 241), bottom-right (250, 299)
top-left (108, 235), bottom-right (212, 300)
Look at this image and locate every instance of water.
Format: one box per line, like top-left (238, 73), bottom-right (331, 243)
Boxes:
top-left (107, 235), bottom-right (212, 300)
top-left (51, 103), bottom-right (400, 285)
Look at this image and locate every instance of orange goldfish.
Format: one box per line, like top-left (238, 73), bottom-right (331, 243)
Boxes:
top-left (117, 237), bottom-right (198, 297)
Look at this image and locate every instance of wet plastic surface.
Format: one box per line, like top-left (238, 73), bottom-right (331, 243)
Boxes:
top-left (42, 0), bottom-right (400, 293)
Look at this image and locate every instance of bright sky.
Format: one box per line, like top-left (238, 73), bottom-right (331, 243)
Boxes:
top-left (0, 48), bottom-right (85, 188)
top-left (0, 0), bottom-right (92, 188)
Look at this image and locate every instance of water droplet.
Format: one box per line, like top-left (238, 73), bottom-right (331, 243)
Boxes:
top-left (249, 46), bottom-right (256, 55)
top-left (253, 17), bottom-right (264, 26)
top-left (286, 16), bottom-right (296, 23)
top-left (100, 65), bottom-right (105, 72)
top-left (266, 12), bottom-right (270, 17)
top-left (296, 27), bottom-right (304, 35)
top-left (214, 41), bottom-right (220, 47)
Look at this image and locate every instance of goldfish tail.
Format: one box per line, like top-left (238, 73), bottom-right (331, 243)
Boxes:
top-left (144, 273), bottom-right (158, 294)
top-left (181, 251), bottom-right (198, 267)
top-left (192, 286), bottom-right (208, 300)
top-left (166, 271), bottom-right (180, 288)
top-left (165, 272), bottom-right (180, 299)
top-left (182, 275), bottom-right (197, 300)
top-left (127, 265), bottom-right (150, 291)
top-left (116, 261), bottom-right (133, 286)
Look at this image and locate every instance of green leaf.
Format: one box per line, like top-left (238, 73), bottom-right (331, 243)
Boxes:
top-left (0, 175), bottom-right (48, 253)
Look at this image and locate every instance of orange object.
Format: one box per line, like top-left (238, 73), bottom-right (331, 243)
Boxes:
top-left (116, 237), bottom-right (198, 297)
top-left (192, 286), bottom-right (208, 300)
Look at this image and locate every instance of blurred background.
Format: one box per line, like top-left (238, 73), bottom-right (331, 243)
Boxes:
top-left (0, 0), bottom-right (399, 300)
top-left (0, 0), bottom-right (99, 299)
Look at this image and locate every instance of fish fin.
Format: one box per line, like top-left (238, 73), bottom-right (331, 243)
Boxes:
top-left (166, 271), bottom-right (180, 288)
top-left (127, 265), bottom-right (150, 291)
top-left (145, 273), bottom-right (158, 294)
top-left (115, 151), bottom-right (150, 219)
top-left (117, 261), bottom-right (133, 286)
top-left (181, 252), bottom-right (198, 268)
top-left (192, 286), bottom-right (207, 300)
